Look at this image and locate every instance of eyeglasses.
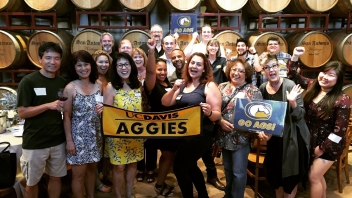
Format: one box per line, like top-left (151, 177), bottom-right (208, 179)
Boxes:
top-left (151, 31), bottom-right (162, 34)
top-left (117, 62), bottom-right (130, 69)
top-left (231, 68), bottom-right (245, 74)
top-left (263, 64), bottom-right (279, 71)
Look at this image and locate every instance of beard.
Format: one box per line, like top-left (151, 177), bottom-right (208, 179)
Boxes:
top-left (237, 51), bottom-right (247, 56)
top-left (103, 45), bottom-right (112, 52)
top-left (173, 60), bottom-right (185, 69)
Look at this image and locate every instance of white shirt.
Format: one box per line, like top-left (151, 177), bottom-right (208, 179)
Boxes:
top-left (160, 54), bottom-right (175, 77)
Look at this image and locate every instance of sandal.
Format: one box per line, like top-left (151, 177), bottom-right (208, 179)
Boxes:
top-left (96, 183), bottom-right (112, 193)
top-left (155, 183), bottom-right (175, 197)
top-left (146, 172), bottom-right (154, 183)
top-left (136, 171), bottom-right (144, 182)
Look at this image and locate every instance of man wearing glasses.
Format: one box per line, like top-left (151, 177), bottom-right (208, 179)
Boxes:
top-left (140, 24), bottom-right (164, 59)
top-left (258, 36), bottom-right (292, 86)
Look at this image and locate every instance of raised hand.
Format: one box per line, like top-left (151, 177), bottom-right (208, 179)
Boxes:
top-left (192, 32), bottom-right (199, 40)
top-left (172, 79), bottom-right (185, 91)
top-left (286, 84), bottom-right (304, 102)
top-left (293, 46), bottom-right (305, 56)
top-left (173, 32), bottom-right (179, 41)
top-left (248, 46), bottom-right (257, 54)
top-left (147, 38), bottom-right (156, 50)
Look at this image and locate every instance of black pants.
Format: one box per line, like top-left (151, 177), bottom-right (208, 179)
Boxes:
top-left (201, 143), bottom-right (217, 179)
top-left (173, 134), bottom-right (212, 198)
top-left (137, 139), bottom-right (157, 171)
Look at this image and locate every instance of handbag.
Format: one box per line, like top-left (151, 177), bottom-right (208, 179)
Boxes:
top-left (0, 141), bottom-right (17, 188)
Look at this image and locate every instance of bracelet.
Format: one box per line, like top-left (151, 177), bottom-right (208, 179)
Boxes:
top-left (207, 110), bottom-right (212, 117)
top-left (171, 88), bottom-right (176, 92)
top-left (148, 49), bottom-right (155, 54)
top-left (250, 52), bottom-right (257, 55)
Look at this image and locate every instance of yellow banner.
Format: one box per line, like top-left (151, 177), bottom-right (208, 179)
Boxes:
top-left (102, 105), bottom-right (201, 138)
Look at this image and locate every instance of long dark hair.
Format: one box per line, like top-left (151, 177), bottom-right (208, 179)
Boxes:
top-left (69, 50), bottom-right (98, 83)
top-left (183, 52), bottom-right (213, 85)
top-left (109, 52), bottom-right (141, 90)
top-left (304, 61), bottom-right (345, 118)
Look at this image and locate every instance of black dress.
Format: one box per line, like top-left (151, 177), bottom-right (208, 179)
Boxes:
top-left (263, 85), bottom-right (308, 194)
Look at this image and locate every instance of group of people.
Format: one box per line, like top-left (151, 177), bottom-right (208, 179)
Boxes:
top-left (16, 23), bottom-right (350, 198)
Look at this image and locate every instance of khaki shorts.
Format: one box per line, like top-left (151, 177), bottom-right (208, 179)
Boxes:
top-left (20, 142), bottom-right (67, 186)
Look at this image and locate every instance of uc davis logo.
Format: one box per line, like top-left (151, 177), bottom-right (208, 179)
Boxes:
top-left (177, 16), bottom-right (191, 27)
top-left (244, 102), bottom-right (272, 120)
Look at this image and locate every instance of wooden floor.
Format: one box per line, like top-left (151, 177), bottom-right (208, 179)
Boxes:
top-left (91, 150), bottom-right (352, 198)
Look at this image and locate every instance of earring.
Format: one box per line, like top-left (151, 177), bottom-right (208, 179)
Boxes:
top-left (203, 70), bottom-right (205, 73)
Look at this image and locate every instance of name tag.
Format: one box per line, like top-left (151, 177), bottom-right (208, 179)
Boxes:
top-left (176, 95), bottom-right (182, 100)
top-left (34, 88), bottom-right (46, 96)
top-left (135, 92), bottom-right (141, 97)
top-left (328, 133), bottom-right (342, 143)
top-left (216, 65), bottom-right (222, 68)
top-left (236, 92), bottom-right (245, 99)
top-left (95, 95), bottom-right (103, 103)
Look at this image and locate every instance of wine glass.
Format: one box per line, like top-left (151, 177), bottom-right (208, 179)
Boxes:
top-left (57, 88), bottom-right (67, 112)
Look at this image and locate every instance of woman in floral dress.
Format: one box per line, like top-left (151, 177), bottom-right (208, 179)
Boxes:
top-left (96, 52), bottom-right (144, 198)
top-left (288, 47), bottom-right (350, 198)
top-left (64, 50), bottom-right (102, 198)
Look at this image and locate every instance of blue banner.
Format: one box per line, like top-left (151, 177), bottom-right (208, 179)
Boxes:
top-left (171, 14), bottom-right (197, 35)
top-left (234, 99), bottom-right (287, 137)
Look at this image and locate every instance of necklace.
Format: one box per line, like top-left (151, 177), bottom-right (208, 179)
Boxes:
top-left (269, 77), bottom-right (281, 88)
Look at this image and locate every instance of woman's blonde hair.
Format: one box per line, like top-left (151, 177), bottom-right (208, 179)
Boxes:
top-left (131, 48), bottom-right (148, 68)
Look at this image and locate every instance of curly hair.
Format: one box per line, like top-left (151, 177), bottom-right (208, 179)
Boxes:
top-left (182, 52), bottom-right (213, 85)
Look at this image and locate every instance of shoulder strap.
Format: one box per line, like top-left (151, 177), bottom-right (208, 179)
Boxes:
top-left (221, 83), bottom-right (248, 112)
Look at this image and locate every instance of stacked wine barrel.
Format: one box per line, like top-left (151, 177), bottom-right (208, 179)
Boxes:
top-left (0, 0), bottom-right (352, 85)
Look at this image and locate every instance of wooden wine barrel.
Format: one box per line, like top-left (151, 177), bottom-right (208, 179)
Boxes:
top-left (244, 0), bottom-right (291, 16)
top-left (0, 31), bottom-right (29, 69)
top-left (0, 0), bottom-right (27, 11)
top-left (120, 30), bottom-right (150, 49)
top-left (177, 34), bottom-right (199, 51)
top-left (213, 30), bottom-right (242, 56)
top-left (343, 84), bottom-right (352, 105)
top-left (204, 0), bottom-right (247, 12)
top-left (247, 32), bottom-right (288, 56)
top-left (330, 0), bottom-right (352, 17)
top-left (71, 29), bottom-right (104, 55)
top-left (119, 0), bottom-right (157, 12)
top-left (162, 0), bottom-right (201, 12)
top-left (286, 31), bottom-right (333, 68)
top-left (24, 0), bottom-right (73, 16)
top-left (27, 30), bottom-right (73, 69)
top-left (71, 0), bottom-right (111, 11)
top-left (328, 30), bottom-right (352, 67)
top-left (285, 0), bottom-right (338, 13)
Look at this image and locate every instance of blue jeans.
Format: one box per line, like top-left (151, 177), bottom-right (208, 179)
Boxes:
top-left (222, 144), bottom-right (250, 198)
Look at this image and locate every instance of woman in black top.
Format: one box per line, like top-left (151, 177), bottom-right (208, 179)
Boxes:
top-left (161, 52), bottom-right (222, 198)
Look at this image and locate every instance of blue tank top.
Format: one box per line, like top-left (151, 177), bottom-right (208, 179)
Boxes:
top-left (176, 84), bottom-right (214, 135)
